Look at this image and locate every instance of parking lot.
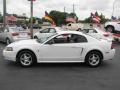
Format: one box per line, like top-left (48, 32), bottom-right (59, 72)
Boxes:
top-left (0, 42), bottom-right (120, 90)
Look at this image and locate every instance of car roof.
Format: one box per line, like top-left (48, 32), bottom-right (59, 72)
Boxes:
top-left (41, 27), bottom-right (66, 32)
top-left (57, 31), bottom-right (85, 35)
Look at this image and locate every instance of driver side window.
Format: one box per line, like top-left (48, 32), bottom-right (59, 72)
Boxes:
top-left (46, 34), bottom-right (88, 44)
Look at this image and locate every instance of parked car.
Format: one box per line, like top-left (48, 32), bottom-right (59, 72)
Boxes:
top-left (3, 31), bottom-right (115, 67)
top-left (0, 26), bottom-right (31, 45)
top-left (105, 21), bottom-right (120, 33)
top-left (33, 27), bottom-right (64, 39)
top-left (78, 28), bottom-right (113, 41)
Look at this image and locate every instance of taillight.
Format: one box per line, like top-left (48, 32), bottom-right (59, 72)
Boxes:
top-left (12, 33), bottom-right (19, 36)
top-left (103, 34), bottom-right (109, 37)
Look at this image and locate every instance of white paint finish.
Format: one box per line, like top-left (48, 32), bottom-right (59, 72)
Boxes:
top-left (38, 43), bottom-right (83, 62)
top-left (105, 21), bottom-right (120, 31)
top-left (3, 31), bottom-right (115, 63)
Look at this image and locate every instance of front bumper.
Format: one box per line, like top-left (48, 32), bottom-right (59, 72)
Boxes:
top-left (3, 50), bottom-right (16, 61)
top-left (104, 49), bottom-right (115, 60)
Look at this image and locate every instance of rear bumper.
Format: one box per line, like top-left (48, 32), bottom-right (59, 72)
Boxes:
top-left (104, 49), bottom-right (115, 60)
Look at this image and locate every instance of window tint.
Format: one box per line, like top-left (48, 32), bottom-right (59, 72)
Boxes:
top-left (47, 34), bottom-right (87, 44)
top-left (70, 34), bottom-right (87, 43)
top-left (40, 29), bottom-right (49, 33)
top-left (49, 28), bottom-right (56, 33)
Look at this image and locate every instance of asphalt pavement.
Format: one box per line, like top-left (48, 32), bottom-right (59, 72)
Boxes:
top-left (0, 42), bottom-right (120, 90)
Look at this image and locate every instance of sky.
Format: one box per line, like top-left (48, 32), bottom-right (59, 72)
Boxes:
top-left (0, 0), bottom-right (120, 20)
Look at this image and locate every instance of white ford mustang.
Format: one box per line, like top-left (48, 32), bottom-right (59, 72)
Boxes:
top-left (3, 31), bottom-right (115, 67)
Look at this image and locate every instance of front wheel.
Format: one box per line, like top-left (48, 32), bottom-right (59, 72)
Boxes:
top-left (6, 38), bottom-right (11, 45)
top-left (17, 50), bottom-right (36, 67)
top-left (85, 51), bottom-right (103, 67)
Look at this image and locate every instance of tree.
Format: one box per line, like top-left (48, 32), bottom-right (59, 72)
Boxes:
top-left (49, 10), bottom-right (67, 26)
top-left (29, 17), bottom-right (36, 24)
top-left (69, 13), bottom-right (78, 20)
top-left (100, 13), bottom-right (108, 24)
top-left (36, 18), bottom-right (42, 24)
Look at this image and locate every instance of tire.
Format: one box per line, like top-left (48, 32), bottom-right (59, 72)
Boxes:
top-left (16, 50), bottom-right (36, 67)
top-left (85, 51), bottom-right (103, 67)
top-left (34, 36), bottom-right (38, 39)
top-left (106, 26), bottom-right (115, 33)
top-left (6, 38), bottom-right (11, 45)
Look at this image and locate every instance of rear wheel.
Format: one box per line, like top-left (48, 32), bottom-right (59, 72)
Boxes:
top-left (17, 50), bottom-right (36, 67)
top-left (85, 51), bottom-right (103, 67)
top-left (6, 38), bottom-right (11, 45)
top-left (106, 26), bottom-right (115, 33)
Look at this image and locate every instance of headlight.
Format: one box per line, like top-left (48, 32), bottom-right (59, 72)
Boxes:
top-left (5, 47), bottom-right (13, 51)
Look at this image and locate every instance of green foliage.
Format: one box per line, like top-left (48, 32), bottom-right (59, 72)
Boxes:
top-left (83, 17), bottom-right (91, 23)
top-left (100, 14), bottom-right (108, 24)
top-left (36, 18), bottom-right (42, 24)
top-left (49, 10), bottom-right (67, 26)
top-left (43, 10), bottom-right (78, 26)
top-left (29, 17), bottom-right (36, 24)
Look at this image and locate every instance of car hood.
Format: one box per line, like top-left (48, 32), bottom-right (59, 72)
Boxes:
top-left (8, 39), bottom-right (39, 47)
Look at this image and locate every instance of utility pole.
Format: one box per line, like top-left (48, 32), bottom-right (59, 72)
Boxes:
top-left (30, 0), bottom-right (33, 39)
top-left (73, 4), bottom-right (75, 14)
top-left (28, 0), bottom-right (35, 39)
top-left (3, 0), bottom-right (6, 29)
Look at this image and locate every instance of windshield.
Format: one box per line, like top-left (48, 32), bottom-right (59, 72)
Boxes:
top-left (36, 33), bottom-right (57, 43)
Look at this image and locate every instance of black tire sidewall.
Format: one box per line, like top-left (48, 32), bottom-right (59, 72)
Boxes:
top-left (85, 51), bottom-right (102, 67)
top-left (17, 51), bottom-right (36, 67)
top-left (106, 26), bottom-right (114, 33)
top-left (6, 38), bottom-right (11, 45)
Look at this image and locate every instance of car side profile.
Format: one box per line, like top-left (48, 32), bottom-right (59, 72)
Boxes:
top-left (3, 31), bottom-right (115, 67)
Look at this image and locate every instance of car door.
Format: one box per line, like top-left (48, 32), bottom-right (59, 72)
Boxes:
top-left (39, 34), bottom-right (87, 62)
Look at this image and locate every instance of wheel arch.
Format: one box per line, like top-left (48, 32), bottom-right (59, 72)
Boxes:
top-left (85, 49), bottom-right (104, 60)
top-left (16, 49), bottom-right (37, 62)
top-left (105, 25), bottom-right (115, 30)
